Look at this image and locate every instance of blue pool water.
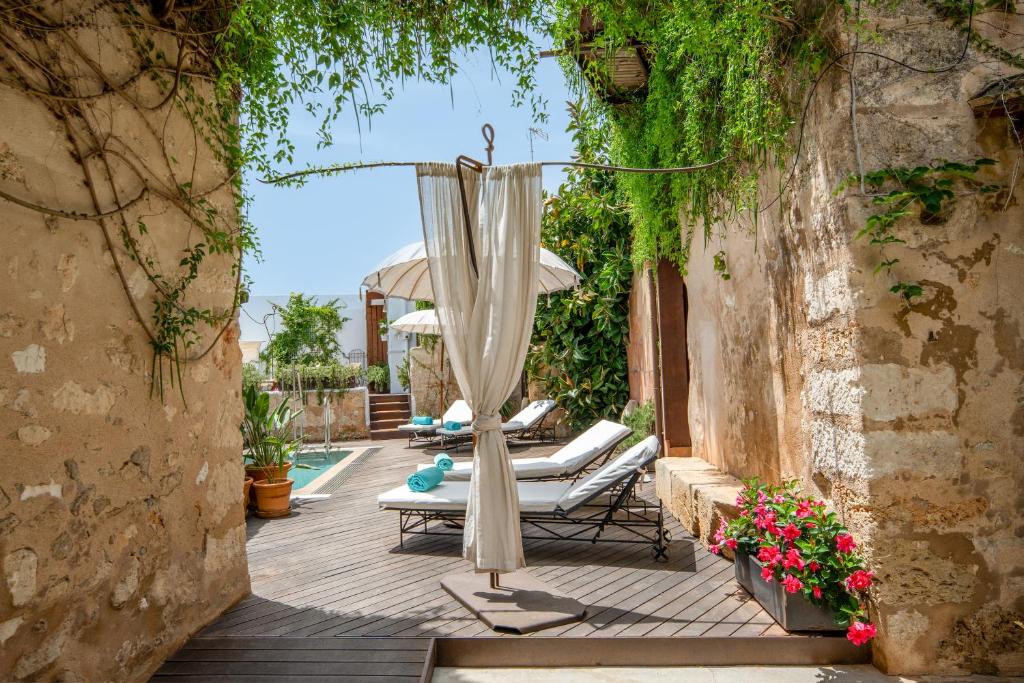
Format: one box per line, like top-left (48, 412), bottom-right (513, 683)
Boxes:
top-left (288, 450), bottom-right (352, 489)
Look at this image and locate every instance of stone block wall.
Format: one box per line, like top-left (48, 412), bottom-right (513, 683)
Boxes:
top-left (409, 344), bottom-right (462, 418)
top-left (0, 5), bottom-right (249, 681)
top-left (267, 388), bottom-right (369, 441)
top-left (678, 4), bottom-right (1024, 675)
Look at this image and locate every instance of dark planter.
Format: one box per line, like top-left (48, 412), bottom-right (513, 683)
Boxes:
top-left (734, 551), bottom-right (844, 632)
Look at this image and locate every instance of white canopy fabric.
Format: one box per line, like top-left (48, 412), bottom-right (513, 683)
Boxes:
top-left (416, 161), bottom-right (542, 574)
top-left (389, 309), bottom-right (440, 335)
top-left (362, 241), bottom-right (579, 301)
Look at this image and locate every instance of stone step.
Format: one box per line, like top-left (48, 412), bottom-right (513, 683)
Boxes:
top-left (370, 428), bottom-right (405, 440)
top-left (655, 456), bottom-right (742, 549)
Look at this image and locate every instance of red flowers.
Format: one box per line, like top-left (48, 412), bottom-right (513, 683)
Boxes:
top-left (757, 546), bottom-right (782, 566)
top-left (724, 538), bottom-right (738, 550)
top-left (846, 621), bottom-right (877, 646)
top-left (760, 566), bottom-right (774, 582)
top-left (782, 547), bottom-right (804, 571)
top-left (812, 585), bottom-right (823, 599)
top-left (781, 574), bottom-right (803, 594)
top-left (796, 500), bottom-right (814, 518)
top-left (807, 561), bottom-right (821, 572)
top-left (845, 569), bottom-right (873, 591)
top-left (836, 533), bottom-right (856, 553)
top-left (781, 523), bottom-right (801, 541)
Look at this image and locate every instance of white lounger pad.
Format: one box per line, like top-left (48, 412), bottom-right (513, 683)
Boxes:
top-left (377, 480), bottom-right (571, 513)
top-left (437, 421), bottom-right (524, 438)
top-left (420, 419), bottom-right (631, 480)
top-left (506, 399), bottom-right (556, 429)
top-left (397, 421), bottom-right (440, 433)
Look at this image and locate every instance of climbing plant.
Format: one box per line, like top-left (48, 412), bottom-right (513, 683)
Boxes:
top-left (835, 158), bottom-right (1000, 301)
top-left (550, 0), bottom-right (839, 272)
top-left (528, 102), bottom-right (633, 429)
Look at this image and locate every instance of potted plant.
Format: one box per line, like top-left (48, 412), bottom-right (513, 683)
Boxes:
top-left (378, 319), bottom-right (390, 342)
top-left (713, 479), bottom-right (877, 647)
top-left (366, 361), bottom-right (390, 393)
top-left (241, 384), bottom-right (303, 518)
top-left (243, 475), bottom-right (253, 517)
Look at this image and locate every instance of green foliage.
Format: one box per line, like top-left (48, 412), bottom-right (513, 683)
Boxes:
top-left (217, 1), bottom-right (546, 180)
top-left (551, 0), bottom-right (835, 272)
top-left (619, 401), bottom-right (655, 453)
top-left (366, 362), bottom-right (391, 393)
top-left (397, 355), bottom-right (411, 392)
top-left (528, 102), bottom-right (633, 430)
top-left (241, 384), bottom-right (302, 480)
top-left (836, 158), bottom-right (999, 302)
top-left (242, 362), bottom-right (265, 392)
top-left (276, 362), bottom-right (362, 392)
top-left (261, 294), bottom-right (350, 367)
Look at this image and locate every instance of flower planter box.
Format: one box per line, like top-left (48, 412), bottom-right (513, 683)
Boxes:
top-left (734, 551), bottom-right (843, 632)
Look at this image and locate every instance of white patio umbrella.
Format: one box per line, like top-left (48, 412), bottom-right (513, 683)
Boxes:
top-left (388, 308), bottom-right (440, 335)
top-left (361, 240), bottom-right (580, 301)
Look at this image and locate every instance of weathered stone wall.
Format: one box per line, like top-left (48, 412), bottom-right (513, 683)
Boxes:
top-left (409, 345), bottom-right (462, 417)
top-left (267, 389), bottom-right (369, 441)
top-left (626, 264), bottom-right (657, 403)
top-left (0, 6), bottom-right (249, 681)
top-left (679, 4), bottom-right (1023, 675)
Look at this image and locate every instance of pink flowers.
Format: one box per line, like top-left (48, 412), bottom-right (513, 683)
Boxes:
top-left (781, 574), bottom-right (803, 594)
top-left (760, 566), bottom-right (774, 582)
top-left (709, 543), bottom-right (721, 555)
top-left (846, 621), bottom-right (877, 646)
top-left (807, 561), bottom-right (821, 573)
top-left (757, 546), bottom-right (782, 566)
top-left (845, 570), bottom-right (873, 591)
top-left (782, 548), bottom-right (804, 571)
top-left (836, 533), bottom-right (857, 553)
top-left (781, 523), bottom-right (801, 542)
top-left (796, 500), bottom-right (814, 518)
top-left (812, 585), bottom-right (823, 599)
top-left (724, 538), bottom-right (738, 550)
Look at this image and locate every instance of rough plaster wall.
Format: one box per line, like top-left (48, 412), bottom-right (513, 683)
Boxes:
top-left (0, 9), bottom-right (249, 682)
top-left (681, 4), bottom-right (1024, 675)
top-left (409, 345), bottom-right (461, 418)
top-left (627, 265), bottom-right (656, 403)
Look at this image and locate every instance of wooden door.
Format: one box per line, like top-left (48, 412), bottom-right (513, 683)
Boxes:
top-left (656, 261), bottom-right (691, 453)
top-left (365, 292), bottom-right (388, 367)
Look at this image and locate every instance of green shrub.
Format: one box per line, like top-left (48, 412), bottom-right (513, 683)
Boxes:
top-left (397, 355), bottom-right (411, 392)
top-left (619, 400), bottom-right (655, 452)
top-left (242, 362), bottom-right (265, 393)
top-left (366, 362), bottom-right (390, 393)
top-left (276, 362), bottom-right (362, 392)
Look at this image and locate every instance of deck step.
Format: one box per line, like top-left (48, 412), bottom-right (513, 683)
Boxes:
top-left (371, 417), bottom-right (409, 430)
top-left (369, 393), bottom-right (409, 405)
top-left (370, 428), bottom-right (405, 440)
top-left (371, 408), bottom-right (411, 419)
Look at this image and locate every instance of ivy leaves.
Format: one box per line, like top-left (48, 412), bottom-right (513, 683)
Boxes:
top-left (528, 102), bottom-right (633, 430)
top-left (837, 158), bottom-right (999, 302)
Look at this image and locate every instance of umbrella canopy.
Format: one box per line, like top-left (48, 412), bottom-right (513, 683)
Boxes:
top-left (389, 308), bottom-right (440, 335)
top-left (362, 241), bottom-right (580, 301)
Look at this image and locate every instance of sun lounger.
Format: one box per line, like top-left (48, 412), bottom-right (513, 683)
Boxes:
top-left (417, 419), bottom-right (631, 481)
top-left (378, 435), bottom-right (667, 560)
top-left (397, 400), bottom-right (472, 447)
top-left (436, 399), bottom-right (557, 450)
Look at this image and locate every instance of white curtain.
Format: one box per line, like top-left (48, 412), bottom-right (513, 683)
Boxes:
top-left (416, 162), bottom-right (542, 573)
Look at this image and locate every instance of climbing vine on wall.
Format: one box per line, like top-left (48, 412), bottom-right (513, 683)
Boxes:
top-left (836, 159), bottom-right (1001, 301)
top-left (528, 102), bottom-right (633, 429)
top-left (550, 0), bottom-right (839, 272)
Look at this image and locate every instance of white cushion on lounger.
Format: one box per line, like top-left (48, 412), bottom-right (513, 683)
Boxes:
top-left (377, 481), bottom-right (571, 513)
top-left (556, 436), bottom-right (660, 511)
top-left (397, 420), bottom-right (440, 433)
top-left (397, 400), bottom-right (471, 433)
top-left (422, 419), bottom-right (630, 480)
top-left (505, 399), bottom-right (556, 430)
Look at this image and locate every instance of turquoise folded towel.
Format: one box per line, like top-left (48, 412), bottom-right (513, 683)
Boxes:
top-left (443, 420), bottom-right (463, 431)
top-left (433, 453), bottom-right (454, 471)
top-left (412, 415), bottom-right (434, 426)
top-left (407, 466), bottom-right (444, 492)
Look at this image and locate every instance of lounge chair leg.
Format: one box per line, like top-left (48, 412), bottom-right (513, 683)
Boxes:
top-left (489, 572), bottom-right (499, 589)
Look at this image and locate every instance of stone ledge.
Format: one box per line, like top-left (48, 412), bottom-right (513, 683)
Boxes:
top-left (655, 456), bottom-right (742, 548)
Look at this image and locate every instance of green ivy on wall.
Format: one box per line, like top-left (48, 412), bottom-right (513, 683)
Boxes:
top-left (528, 102), bottom-right (633, 430)
top-left (550, 0), bottom-right (837, 273)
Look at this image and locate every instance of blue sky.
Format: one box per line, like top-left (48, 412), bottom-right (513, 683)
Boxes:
top-left (244, 49), bottom-right (575, 297)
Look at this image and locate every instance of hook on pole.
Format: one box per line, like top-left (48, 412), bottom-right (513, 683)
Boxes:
top-left (481, 123), bottom-right (494, 165)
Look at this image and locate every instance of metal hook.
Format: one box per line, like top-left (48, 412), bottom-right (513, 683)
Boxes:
top-left (481, 123), bottom-right (494, 165)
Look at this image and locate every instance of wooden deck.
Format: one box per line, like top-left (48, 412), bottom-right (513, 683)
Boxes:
top-left (152, 440), bottom-right (790, 681)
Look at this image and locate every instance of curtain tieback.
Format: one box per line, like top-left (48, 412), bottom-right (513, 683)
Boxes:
top-left (472, 414), bottom-right (501, 433)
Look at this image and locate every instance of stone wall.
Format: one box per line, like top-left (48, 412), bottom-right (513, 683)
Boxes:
top-left (409, 344), bottom-right (462, 418)
top-left (678, 4), bottom-right (1023, 675)
top-left (267, 389), bottom-right (369, 441)
top-left (626, 265), bottom-right (657, 403)
top-left (0, 5), bottom-right (249, 681)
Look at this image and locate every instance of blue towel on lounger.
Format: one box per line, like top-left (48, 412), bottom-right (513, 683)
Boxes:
top-left (443, 420), bottom-right (463, 431)
top-left (412, 415), bottom-right (434, 426)
top-left (433, 453), bottom-right (454, 471)
top-left (407, 466), bottom-right (445, 492)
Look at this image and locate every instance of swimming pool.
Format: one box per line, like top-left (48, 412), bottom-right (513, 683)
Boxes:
top-left (289, 450), bottom-right (352, 490)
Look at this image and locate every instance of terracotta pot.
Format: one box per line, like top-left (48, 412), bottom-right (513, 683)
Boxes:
top-left (245, 461), bottom-right (293, 483)
top-left (243, 477), bottom-right (253, 516)
top-left (253, 478), bottom-right (293, 518)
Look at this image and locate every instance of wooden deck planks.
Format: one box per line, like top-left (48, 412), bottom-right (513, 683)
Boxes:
top-left (154, 440), bottom-right (786, 680)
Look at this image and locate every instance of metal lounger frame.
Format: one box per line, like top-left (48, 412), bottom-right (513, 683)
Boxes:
top-left (393, 460), bottom-right (669, 561)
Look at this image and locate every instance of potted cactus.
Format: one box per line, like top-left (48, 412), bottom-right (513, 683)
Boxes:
top-left (241, 385), bottom-right (303, 518)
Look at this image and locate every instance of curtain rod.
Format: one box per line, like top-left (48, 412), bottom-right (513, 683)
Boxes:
top-left (261, 157), bottom-right (726, 185)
